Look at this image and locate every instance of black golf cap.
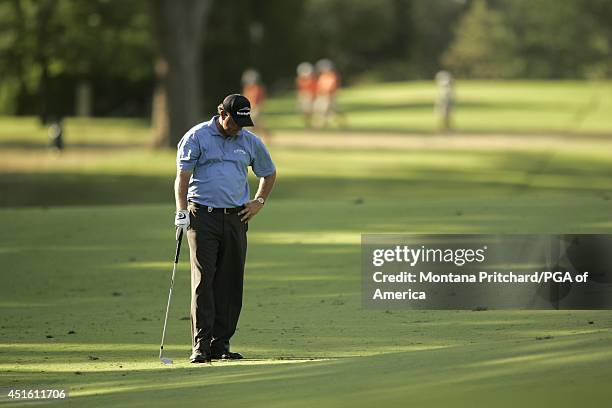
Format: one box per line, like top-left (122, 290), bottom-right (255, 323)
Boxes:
top-left (222, 94), bottom-right (254, 127)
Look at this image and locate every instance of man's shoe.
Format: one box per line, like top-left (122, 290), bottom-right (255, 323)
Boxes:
top-left (189, 351), bottom-right (211, 364)
top-left (212, 351), bottom-right (243, 360)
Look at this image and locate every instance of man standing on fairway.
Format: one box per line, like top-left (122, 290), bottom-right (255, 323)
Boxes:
top-left (174, 94), bottom-right (276, 363)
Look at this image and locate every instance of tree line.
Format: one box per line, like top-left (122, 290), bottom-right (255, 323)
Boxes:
top-left (0, 0), bottom-right (611, 146)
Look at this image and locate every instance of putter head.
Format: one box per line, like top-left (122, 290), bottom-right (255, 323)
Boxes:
top-left (160, 357), bottom-right (173, 365)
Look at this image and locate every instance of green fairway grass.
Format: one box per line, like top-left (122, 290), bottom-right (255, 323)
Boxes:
top-left (1, 85), bottom-right (612, 408)
top-left (265, 80), bottom-right (612, 134)
top-left (2, 200), bottom-right (612, 407)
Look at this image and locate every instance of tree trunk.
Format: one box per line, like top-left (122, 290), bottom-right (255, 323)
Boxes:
top-left (150, 0), bottom-right (212, 149)
top-left (12, 0), bottom-right (29, 116)
top-left (35, 0), bottom-right (57, 124)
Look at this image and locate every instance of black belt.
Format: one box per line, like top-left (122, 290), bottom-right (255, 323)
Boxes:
top-left (189, 202), bottom-right (244, 214)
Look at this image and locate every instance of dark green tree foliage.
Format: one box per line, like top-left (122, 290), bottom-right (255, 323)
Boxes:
top-left (443, 0), bottom-right (612, 79)
top-left (0, 0), bottom-right (62, 118)
top-left (0, 0), bottom-right (33, 115)
top-left (302, 0), bottom-right (411, 79)
top-left (579, 0), bottom-right (612, 77)
top-left (0, 0), bottom-right (153, 118)
top-left (301, 0), bottom-right (409, 79)
top-left (200, 0), bottom-right (305, 113)
top-left (503, 0), bottom-right (599, 78)
top-left (1, 0), bottom-right (612, 119)
top-left (442, 0), bottom-right (522, 78)
top-left (410, 0), bottom-right (466, 79)
top-left (64, 1), bottom-right (153, 116)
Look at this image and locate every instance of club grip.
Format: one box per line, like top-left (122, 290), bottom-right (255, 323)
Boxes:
top-left (174, 228), bottom-right (183, 263)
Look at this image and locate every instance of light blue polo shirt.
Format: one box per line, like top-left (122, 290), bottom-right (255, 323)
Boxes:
top-left (176, 116), bottom-right (275, 208)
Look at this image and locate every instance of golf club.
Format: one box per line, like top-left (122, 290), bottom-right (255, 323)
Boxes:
top-left (159, 227), bottom-right (184, 365)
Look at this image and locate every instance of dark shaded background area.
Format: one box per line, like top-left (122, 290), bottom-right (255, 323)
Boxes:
top-left (1, 0), bottom-right (612, 119)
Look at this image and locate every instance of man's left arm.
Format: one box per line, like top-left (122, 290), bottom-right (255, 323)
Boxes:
top-left (239, 171), bottom-right (276, 222)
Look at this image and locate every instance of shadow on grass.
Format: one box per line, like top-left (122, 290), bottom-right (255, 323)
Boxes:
top-left (1, 156), bottom-right (610, 207)
top-left (266, 100), bottom-right (576, 116)
top-left (0, 173), bottom-right (173, 207)
top-left (268, 125), bottom-right (612, 138)
top-left (4, 333), bottom-right (612, 407)
top-left (0, 140), bottom-right (146, 150)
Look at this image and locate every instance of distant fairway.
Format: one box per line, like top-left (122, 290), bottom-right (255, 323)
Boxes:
top-left (266, 80), bottom-right (612, 134)
top-left (1, 80), bottom-right (612, 407)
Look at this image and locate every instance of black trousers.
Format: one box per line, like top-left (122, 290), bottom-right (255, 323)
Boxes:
top-left (187, 203), bottom-right (248, 355)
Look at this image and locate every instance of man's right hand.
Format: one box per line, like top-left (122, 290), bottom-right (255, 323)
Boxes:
top-left (175, 209), bottom-right (190, 231)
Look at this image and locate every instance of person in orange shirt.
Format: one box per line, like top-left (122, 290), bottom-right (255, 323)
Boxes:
top-left (241, 68), bottom-right (271, 143)
top-left (313, 59), bottom-right (345, 128)
top-left (295, 62), bottom-right (317, 128)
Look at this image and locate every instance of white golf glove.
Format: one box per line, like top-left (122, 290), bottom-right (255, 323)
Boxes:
top-left (175, 209), bottom-right (190, 231)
